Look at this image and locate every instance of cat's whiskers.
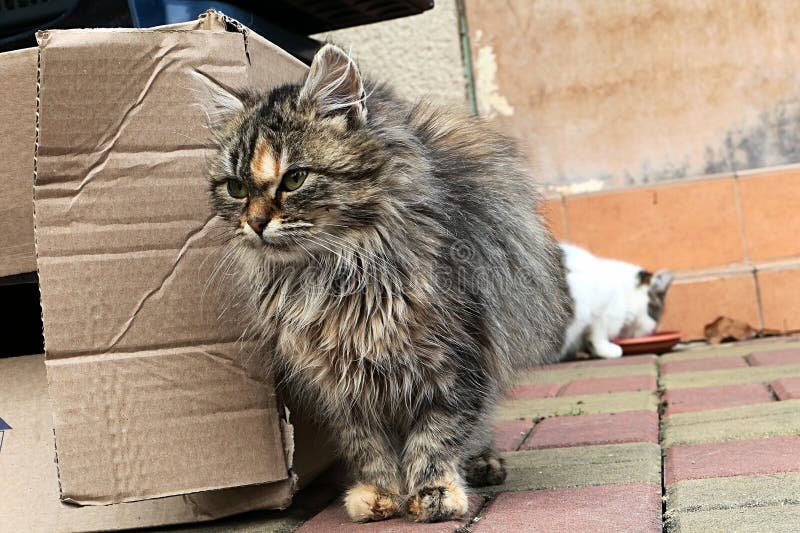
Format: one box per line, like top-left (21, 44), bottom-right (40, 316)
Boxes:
top-left (310, 236), bottom-right (389, 293)
top-left (313, 232), bottom-right (397, 281)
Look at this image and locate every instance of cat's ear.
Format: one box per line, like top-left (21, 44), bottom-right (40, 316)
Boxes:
top-left (299, 44), bottom-right (367, 126)
top-left (649, 269), bottom-right (674, 296)
top-left (191, 70), bottom-right (247, 136)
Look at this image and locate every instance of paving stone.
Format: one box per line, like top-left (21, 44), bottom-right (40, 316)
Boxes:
top-left (748, 348), bottom-right (800, 366)
top-left (295, 493), bottom-right (484, 532)
top-left (519, 363), bottom-right (656, 386)
top-left (666, 472), bottom-right (800, 513)
top-left (557, 374), bottom-right (656, 396)
top-left (498, 391), bottom-right (658, 420)
top-left (663, 396), bottom-right (800, 444)
top-left (509, 383), bottom-right (560, 400)
top-left (661, 399), bottom-right (800, 447)
top-left (771, 376), bottom-right (800, 400)
top-left (493, 419), bottom-right (532, 452)
top-left (540, 356), bottom-right (655, 371)
top-left (660, 363), bottom-right (800, 389)
top-left (661, 356), bottom-right (747, 375)
top-left (572, 354), bottom-right (658, 368)
top-left (522, 411), bottom-right (658, 449)
top-left (165, 481), bottom-right (340, 532)
top-left (473, 483), bottom-right (661, 533)
top-left (666, 504), bottom-right (800, 533)
top-left (662, 383), bottom-right (774, 416)
top-left (497, 442), bottom-right (661, 493)
top-left (658, 339), bottom-right (800, 364)
top-left (165, 515), bottom-right (302, 533)
top-left (665, 436), bottom-right (800, 485)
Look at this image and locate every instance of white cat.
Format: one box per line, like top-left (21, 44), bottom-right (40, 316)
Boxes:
top-left (560, 243), bottom-right (673, 359)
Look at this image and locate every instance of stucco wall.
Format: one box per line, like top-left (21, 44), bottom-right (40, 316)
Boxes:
top-left (314, 0), bottom-right (467, 109)
top-left (466, 0), bottom-right (800, 194)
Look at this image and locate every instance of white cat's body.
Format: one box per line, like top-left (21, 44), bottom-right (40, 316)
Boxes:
top-left (560, 243), bottom-right (673, 359)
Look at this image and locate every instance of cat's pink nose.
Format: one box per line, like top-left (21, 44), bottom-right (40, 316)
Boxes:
top-left (247, 216), bottom-right (268, 235)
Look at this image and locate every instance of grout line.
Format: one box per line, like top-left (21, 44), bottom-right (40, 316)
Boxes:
top-left (732, 175), bottom-right (751, 265)
top-left (459, 493), bottom-right (493, 533)
top-left (516, 419), bottom-right (540, 450)
top-left (553, 382), bottom-right (566, 397)
top-left (765, 382), bottom-right (781, 402)
top-left (656, 355), bottom-right (669, 530)
top-left (753, 269), bottom-right (766, 331)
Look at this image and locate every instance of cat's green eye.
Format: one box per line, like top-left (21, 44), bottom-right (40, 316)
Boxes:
top-left (281, 169), bottom-right (308, 192)
top-left (227, 179), bottom-right (248, 199)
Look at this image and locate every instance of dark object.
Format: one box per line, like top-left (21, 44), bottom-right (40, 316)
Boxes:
top-left (0, 275), bottom-right (44, 357)
top-left (0, 0), bottom-right (434, 59)
top-left (129, 0), bottom-right (433, 34)
top-left (0, 0), bottom-right (133, 52)
top-left (240, 0), bottom-right (434, 34)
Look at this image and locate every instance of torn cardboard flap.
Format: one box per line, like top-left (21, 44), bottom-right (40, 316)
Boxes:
top-left (33, 15), bottom-right (309, 505)
top-left (0, 354), bottom-right (295, 532)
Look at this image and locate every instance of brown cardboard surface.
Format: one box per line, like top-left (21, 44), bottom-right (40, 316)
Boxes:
top-left (0, 12), bottom-right (226, 281)
top-left (0, 48), bottom-right (37, 278)
top-left (0, 354), bottom-right (295, 532)
top-left (33, 14), bottom-right (310, 505)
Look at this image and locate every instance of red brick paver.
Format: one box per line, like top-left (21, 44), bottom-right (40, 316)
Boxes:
top-left (748, 348), bottom-right (800, 366)
top-left (664, 436), bottom-right (800, 485)
top-left (521, 410), bottom-right (658, 450)
top-left (472, 483), bottom-right (662, 532)
top-left (662, 383), bottom-right (774, 415)
top-left (771, 376), bottom-right (800, 400)
top-left (493, 419), bottom-right (533, 452)
top-left (573, 354), bottom-right (658, 367)
top-left (558, 374), bottom-right (656, 396)
top-left (540, 354), bottom-right (656, 372)
top-left (510, 383), bottom-right (560, 400)
top-left (296, 494), bottom-right (484, 532)
top-left (661, 356), bottom-right (747, 375)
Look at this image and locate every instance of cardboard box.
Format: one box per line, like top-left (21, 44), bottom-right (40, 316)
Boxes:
top-left (0, 48), bottom-right (37, 278)
top-left (0, 11), bottom-right (331, 531)
top-left (1, 354), bottom-right (308, 532)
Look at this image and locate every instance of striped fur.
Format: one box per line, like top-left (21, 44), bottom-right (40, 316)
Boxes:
top-left (202, 44), bottom-right (572, 522)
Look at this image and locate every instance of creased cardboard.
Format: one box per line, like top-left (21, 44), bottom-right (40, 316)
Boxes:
top-left (31, 12), bottom-right (311, 505)
top-left (0, 354), bottom-right (295, 532)
top-left (0, 15), bottom-right (223, 282)
top-left (0, 48), bottom-right (37, 278)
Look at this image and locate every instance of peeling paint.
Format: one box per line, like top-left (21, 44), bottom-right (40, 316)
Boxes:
top-left (473, 37), bottom-right (514, 118)
top-left (466, 0), bottom-right (800, 191)
top-left (550, 178), bottom-right (607, 196)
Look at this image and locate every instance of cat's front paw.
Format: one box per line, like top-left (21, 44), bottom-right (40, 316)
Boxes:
top-left (407, 481), bottom-right (468, 522)
top-left (343, 483), bottom-right (401, 522)
top-left (595, 341), bottom-right (623, 359)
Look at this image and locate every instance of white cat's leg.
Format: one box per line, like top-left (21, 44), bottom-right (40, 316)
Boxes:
top-left (587, 326), bottom-right (623, 359)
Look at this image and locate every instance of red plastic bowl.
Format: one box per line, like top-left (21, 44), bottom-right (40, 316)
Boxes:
top-left (613, 331), bottom-right (682, 355)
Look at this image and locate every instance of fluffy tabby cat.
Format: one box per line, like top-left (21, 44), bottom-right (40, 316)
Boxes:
top-left (201, 44), bottom-right (572, 523)
top-left (560, 243), bottom-right (673, 359)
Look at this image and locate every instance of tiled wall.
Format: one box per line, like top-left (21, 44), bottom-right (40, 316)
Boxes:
top-left (543, 166), bottom-right (800, 339)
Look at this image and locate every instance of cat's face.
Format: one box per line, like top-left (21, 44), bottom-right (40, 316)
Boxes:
top-left (203, 45), bottom-right (386, 261)
top-left (621, 269), bottom-right (674, 337)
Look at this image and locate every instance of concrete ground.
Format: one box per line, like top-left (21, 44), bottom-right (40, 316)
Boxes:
top-left (161, 336), bottom-right (800, 532)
